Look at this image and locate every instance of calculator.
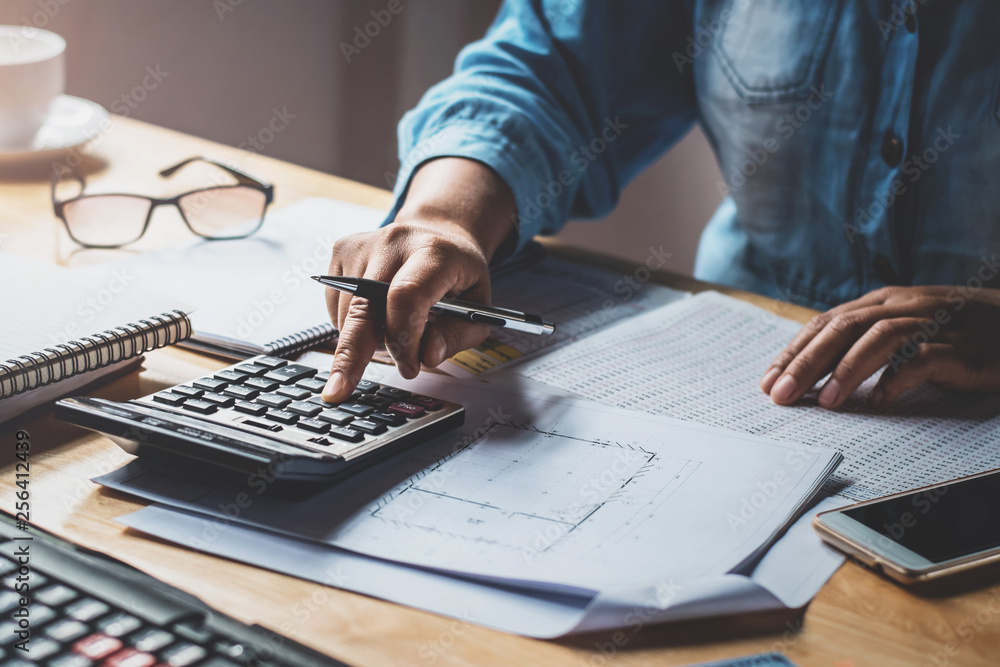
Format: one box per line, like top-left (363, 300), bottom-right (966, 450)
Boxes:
top-left (55, 355), bottom-right (464, 488)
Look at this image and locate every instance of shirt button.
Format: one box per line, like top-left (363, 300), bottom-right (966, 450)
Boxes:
top-left (881, 131), bottom-right (904, 167)
top-left (904, 5), bottom-right (916, 33)
top-left (873, 254), bottom-right (898, 284)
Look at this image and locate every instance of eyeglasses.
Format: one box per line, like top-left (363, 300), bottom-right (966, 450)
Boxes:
top-left (51, 156), bottom-right (275, 248)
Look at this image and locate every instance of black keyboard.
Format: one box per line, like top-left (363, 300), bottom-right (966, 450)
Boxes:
top-left (54, 356), bottom-right (464, 489)
top-left (0, 513), bottom-right (344, 666)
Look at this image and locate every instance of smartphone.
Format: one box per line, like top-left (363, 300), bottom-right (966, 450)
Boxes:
top-left (813, 468), bottom-right (1000, 594)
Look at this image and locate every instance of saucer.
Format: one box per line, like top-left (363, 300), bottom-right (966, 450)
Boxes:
top-left (0, 95), bottom-right (109, 166)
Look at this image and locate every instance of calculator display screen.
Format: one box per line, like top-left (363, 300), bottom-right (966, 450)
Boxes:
top-left (843, 472), bottom-right (1000, 563)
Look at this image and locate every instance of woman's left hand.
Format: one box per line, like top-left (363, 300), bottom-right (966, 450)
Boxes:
top-left (760, 286), bottom-right (1000, 409)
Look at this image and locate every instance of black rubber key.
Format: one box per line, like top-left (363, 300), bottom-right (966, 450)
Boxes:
top-left (153, 391), bottom-right (187, 407)
top-left (356, 380), bottom-right (380, 394)
top-left (193, 377), bottom-right (228, 393)
top-left (200, 392), bottom-right (235, 408)
top-left (256, 393), bottom-right (291, 409)
top-left (215, 369), bottom-right (250, 383)
top-left (223, 385), bottom-right (259, 400)
top-left (253, 356), bottom-right (288, 369)
top-left (276, 386), bottom-right (311, 400)
top-left (339, 403), bottom-right (374, 417)
top-left (369, 411), bottom-right (406, 426)
top-left (172, 385), bottom-right (204, 398)
top-left (233, 400), bottom-right (267, 416)
top-left (235, 363), bottom-right (268, 377)
top-left (329, 426), bottom-right (364, 443)
top-left (286, 401), bottom-right (322, 418)
top-left (296, 418), bottom-right (330, 434)
top-left (263, 363), bottom-right (316, 385)
top-left (316, 409), bottom-right (354, 426)
top-left (376, 386), bottom-right (410, 401)
top-left (245, 377), bottom-right (280, 392)
top-left (357, 395), bottom-right (392, 410)
top-left (182, 399), bottom-right (217, 415)
top-left (265, 409), bottom-right (299, 425)
top-left (350, 419), bottom-right (387, 435)
top-left (295, 378), bottom-right (326, 393)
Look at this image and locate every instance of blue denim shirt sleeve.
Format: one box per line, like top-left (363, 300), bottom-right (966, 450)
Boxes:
top-left (385, 0), bottom-right (698, 257)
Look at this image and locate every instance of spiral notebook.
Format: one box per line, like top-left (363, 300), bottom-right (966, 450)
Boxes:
top-left (0, 253), bottom-right (192, 423)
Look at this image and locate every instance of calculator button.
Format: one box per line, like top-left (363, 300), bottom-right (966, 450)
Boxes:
top-left (35, 583), bottom-right (78, 607)
top-left (276, 386), bottom-right (311, 400)
top-left (369, 411), bottom-right (406, 427)
top-left (66, 598), bottom-right (110, 622)
top-left (235, 363), bottom-right (267, 377)
top-left (215, 369), bottom-right (250, 383)
top-left (73, 633), bottom-right (122, 660)
top-left (265, 409), bottom-right (299, 425)
top-left (339, 403), bottom-right (374, 417)
top-left (255, 393), bottom-right (291, 409)
top-left (286, 401), bottom-right (322, 418)
top-left (388, 402), bottom-right (425, 418)
top-left (263, 363), bottom-right (316, 384)
top-left (253, 356), bottom-right (288, 369)
top-left (357, 394), bottom-right (392, 410)
top-left (43, 618), bottom-right (89, 642)
top-left (244, 377), bottom-right (280, 392)
top-left (200, 392), bottom-right (235, 408)
top-left (295, 378), bottom-right (327, 393)
top-left (223, 385), bottom-right (259, 400)
top-left (171, 385), bottom-right (203, 398)
top-left (307, 395), bottom-right (340, 409)
top-left (350, 419), bottom-right (387, 435)
top-left (48, 652), bottom-right (92, 667)
top-left (152, 391), bottom-right (187, 407)
top-left (356, 380), bottom-right (380, 393)
top-left (329, 426), bottom-right (364, 443)
top-left (193, 377), bottom-right (228, 393)
top-left (408, 395), bottom-right (444, 411)
top-left (96, 611), bottom-right (143, 637)
top-left (317, 409), bottom-right (354, 426)
top-left (233, 401), bottom-right (267, 417)
top-left (181, 399), bottom-right (218, 415)
top-left (160, 643), bottom-right (208, 666)
top-left (376, 387), bottom-right (410, 401)
top-left (296, 418), bottom-right (330, 434)
top-left (25, 637), bottom-right (60, 659)
top-left (102, 647), bottom-right (157, 666)
top-left (131, 627), bottom-right (175, 652)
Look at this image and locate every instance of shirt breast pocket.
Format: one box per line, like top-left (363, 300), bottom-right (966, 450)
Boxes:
top-left (711, 0), bottom-right (844, 105)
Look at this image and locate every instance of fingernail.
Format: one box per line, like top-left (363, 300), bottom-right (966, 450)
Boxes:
top-left (869, 387), bottom-right (885, 408)
top-left (760, 367), bottom-right (781, 392)
top-left (322, 371), bottom-right (346, 402)
top-left (427, 331), bottom-right (448, 367)
top-left (770, 375), bottom-right (797, 403)
top-left (818, 379), bottom-right (840, 407)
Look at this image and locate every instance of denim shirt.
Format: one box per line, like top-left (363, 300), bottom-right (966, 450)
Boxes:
top-left (387, 0), bottom-right (1000, 310)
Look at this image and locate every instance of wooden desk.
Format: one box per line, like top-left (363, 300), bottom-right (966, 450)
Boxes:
top-left (1, 118), bottom-right (998, 667)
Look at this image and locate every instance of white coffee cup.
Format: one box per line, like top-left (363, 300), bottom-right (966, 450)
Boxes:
top-left (0, 26), bottom-right (66, 149)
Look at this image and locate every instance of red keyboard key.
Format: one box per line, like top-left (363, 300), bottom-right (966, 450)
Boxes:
top-left (73, 633), bottom-right (123, 659)
top-left (408, 395), bottom-right (443, 411)
top-left (387, 402), bottom-right (425, 418)
top-left (102, 648), bottom-right (157, 667)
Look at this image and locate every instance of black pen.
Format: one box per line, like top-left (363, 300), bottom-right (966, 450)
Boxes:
top-left (312, 276), bottom-right (555, 335)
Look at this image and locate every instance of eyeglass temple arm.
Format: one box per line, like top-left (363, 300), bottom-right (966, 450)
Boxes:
top-left (159, 157), bottom-right (274, 203)
top-left (50, 166), bottom-right (86, 207)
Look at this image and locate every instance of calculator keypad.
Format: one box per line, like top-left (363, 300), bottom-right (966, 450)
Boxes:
top-left (136, 355), bottom-right (463, 461)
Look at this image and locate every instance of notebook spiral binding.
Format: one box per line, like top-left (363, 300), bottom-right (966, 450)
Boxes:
top-left (266, 323), bottom-right (337, 358)
top-left (0, 310), bottom-right (192, 399)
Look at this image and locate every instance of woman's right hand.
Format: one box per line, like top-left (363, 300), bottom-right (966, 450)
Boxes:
top-left (321, 157), bottom-right (517, 402)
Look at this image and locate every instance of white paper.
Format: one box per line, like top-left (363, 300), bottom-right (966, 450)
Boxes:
top-left (513, 291), bottom-right (1000, 502)
top-left (439, 257), bottom-right (688, 377)
top-left (96, 370), bottom-right (840, 596)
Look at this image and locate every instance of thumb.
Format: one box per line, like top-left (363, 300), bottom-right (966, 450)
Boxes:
top-left (419, 282), bottom-right (493, 368)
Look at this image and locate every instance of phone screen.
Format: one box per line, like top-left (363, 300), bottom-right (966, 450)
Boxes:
top-left (843, 472), bottom-right (1000, 563)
